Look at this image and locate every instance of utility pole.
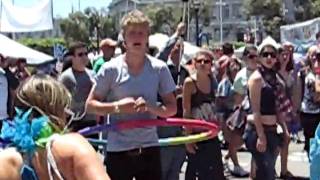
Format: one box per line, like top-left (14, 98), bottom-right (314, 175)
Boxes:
top-left (192, 0), bottom-right (200, 46)
top-left (126, 0), bottom-right (129, 13)
top-left (216, 0), bottom-right (226, 44)
top-left (11, 0), bottom-right (16, 40)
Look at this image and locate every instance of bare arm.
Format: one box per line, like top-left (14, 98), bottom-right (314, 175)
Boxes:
top-left (182, 78), bottom-right (195, 134)
top-left (65, 134), bottom-right (110, 180)
top-left (0, 148), bottom-right (22, 180)
top-left (248, 73), bottom-right (265, 138)
top-left (86, 84), bottom-right (117, 116)
top-left (86, 84), bottom-right (136, 116)
top-left (182, 78), bottom-right (194, 120)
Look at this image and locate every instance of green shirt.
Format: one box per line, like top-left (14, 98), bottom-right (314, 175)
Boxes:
top-left (232, 67), bottom-right (253, 95)
top-left (93, 57), bottom-right (105, 73)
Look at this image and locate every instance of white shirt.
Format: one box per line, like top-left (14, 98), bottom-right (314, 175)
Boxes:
top-left (0, 68), bottom-right (8, 120)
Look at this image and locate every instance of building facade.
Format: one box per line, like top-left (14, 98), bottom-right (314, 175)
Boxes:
top-left (108, 0), bottom-right (258, 44)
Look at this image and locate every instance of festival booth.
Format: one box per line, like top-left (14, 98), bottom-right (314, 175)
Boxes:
top-left (0, 33), bottom-right (54, 65)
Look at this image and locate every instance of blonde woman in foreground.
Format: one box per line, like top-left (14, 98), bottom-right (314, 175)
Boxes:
top-left (0, 74), bottom-right (110, 180)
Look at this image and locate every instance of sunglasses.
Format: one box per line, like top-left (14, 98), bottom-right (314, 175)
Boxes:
top-left (261, 52), bottom-right (277, 58)
top-left (247, 54), bottom-right (258, 59)
top-left (195, 58), bottom-right (212, 64)
top-left (76, 52), bottom-right (88, 57)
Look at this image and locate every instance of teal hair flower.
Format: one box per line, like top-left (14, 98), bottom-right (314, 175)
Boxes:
top-left (0, 108), bottom-right (54, 153)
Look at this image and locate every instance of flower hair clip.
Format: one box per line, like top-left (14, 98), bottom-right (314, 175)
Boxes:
top-left (0, 108), bottom-right (56, 153)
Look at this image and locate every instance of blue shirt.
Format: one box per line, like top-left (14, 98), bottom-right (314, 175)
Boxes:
top-left (216, 77), bottom-right (234, 111)
top-left (94, 54), bottom-right (176, 152)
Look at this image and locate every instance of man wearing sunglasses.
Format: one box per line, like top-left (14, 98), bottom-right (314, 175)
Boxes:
top-left (232, 45), bottom-right (258, 178)
top-left (59, 42), bottom-right (96, 135)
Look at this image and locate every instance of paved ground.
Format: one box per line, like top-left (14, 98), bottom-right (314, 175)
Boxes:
top-left (179, 142), bottom-right (310, 180)
top-left (99, 135), bottom-right (310, 179)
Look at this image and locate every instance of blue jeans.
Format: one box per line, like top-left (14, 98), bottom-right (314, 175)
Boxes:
top-left (244, 125), bottom-right (281, 180)
top-left (185, 138), bottom-right (225, 180)
top-left (160, 146), bottom-right (186, 180)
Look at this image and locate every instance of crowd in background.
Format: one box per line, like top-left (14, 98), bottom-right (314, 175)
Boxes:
top-left (1, 9), bottom-right (320, 180)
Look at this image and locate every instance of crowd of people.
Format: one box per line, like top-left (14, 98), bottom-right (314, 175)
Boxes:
top-left (0, 9), bottom-right (319, 180)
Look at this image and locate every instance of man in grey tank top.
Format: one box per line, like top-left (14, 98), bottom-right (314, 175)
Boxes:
top-left (59, 42), bottom-right (96, 133)
top-left (86, 10), bottom-right (177, 180)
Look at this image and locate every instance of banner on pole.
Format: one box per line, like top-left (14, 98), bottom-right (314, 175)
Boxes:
top-left (280, 18), bottom-right (320, 53)
top-left (0, 0), bottom-right (53, 32)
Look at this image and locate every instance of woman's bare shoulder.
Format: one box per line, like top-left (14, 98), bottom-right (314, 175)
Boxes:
top-left (52, 133), bottom-right (96, 156)
top-left (248, 70), bottom-right (262, 84)
top-left (0, 148), bottom-right (23, 166)
top-left (0, 148), bottom-right (23, 179)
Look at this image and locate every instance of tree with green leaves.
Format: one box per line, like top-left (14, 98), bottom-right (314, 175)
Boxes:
top-left (243, 0), bottom-right (284, 41)
top-left (59, 7), bottom-right (117, 48)
top-left (143, 5), bottom-right (181, 34)
top-left (142, 0), bottom-right (211, 40)
top-left (60, 12), bottom-right (90, 44)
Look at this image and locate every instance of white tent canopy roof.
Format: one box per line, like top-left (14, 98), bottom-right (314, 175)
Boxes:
top-left (149, 33), bottom-right (201, 64)
top-left (0, 33), bottom-right (54, 65)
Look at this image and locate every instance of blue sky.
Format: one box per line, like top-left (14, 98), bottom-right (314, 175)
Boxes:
top-left (12, 0), bottom-right (112, 17)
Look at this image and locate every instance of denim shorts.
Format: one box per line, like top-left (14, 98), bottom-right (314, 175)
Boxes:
top-left (243, 123), bottom-right (282, 180)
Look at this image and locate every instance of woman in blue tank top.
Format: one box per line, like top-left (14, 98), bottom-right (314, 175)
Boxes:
top-left (183, 50), bottom-right (225, 180)
top-left (0, 74), bottom-right (109, 180)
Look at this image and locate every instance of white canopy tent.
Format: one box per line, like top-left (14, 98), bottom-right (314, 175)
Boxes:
top-left (234, 46), bottom-right (245, 58)
top-left (149, 33), bottom-right (201, 64)
top-left (234, 36), bottom-right (282, 58)
top-left (0, 33), bottom-right (54, 65)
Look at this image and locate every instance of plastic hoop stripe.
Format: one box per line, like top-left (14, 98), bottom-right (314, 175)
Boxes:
top-left (87, 131), bottom-right (216, 147)
top-left (79, 118), bottom-right (218, 136)
top-left (79, 118), bottom-right (219, 146)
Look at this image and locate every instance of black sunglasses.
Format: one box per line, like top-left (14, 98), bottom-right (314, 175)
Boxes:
top-left (261, 52), bottom-right (277, 58)
top-left (76, 52), bottom-right (88, 57)
top-left (247, 54), bottom-right (258, 59)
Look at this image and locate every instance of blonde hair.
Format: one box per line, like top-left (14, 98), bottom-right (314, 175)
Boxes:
top-left (120, 10), bottom-right (151, 34)
top-left (16, 74), bottom-right (72, 130)
top-left (307, 45), bottom-right (319, 57)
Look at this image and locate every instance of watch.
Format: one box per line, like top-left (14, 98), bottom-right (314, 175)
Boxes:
top-left (114, 103), bottom-right (120, 113)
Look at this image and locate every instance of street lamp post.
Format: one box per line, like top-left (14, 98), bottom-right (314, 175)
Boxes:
top-left (216, 0), bottom-right (226, 44)
top-left (193, 0), bottom-right (200, 47)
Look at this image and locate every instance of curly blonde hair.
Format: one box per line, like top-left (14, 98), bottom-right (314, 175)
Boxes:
top-left (15, 74), bottom-right (72, 130)
top-left (120, 10), bottom-right (151, 34)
